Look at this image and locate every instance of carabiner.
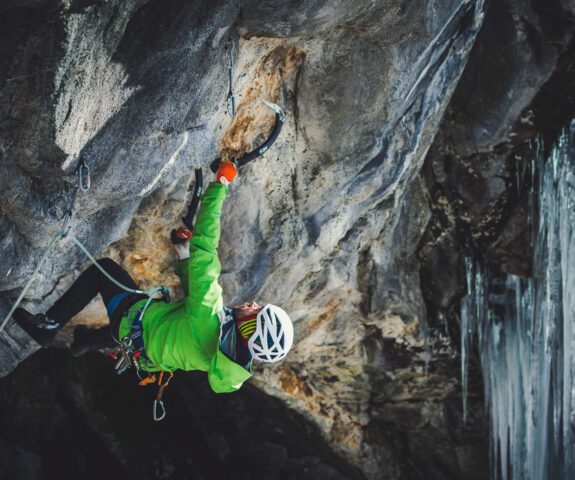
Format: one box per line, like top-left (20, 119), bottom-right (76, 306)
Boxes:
top-left (153, 399), bottom-right (166, 421)
top-left (158, 370), bottom-right (174, 388)
top-left (161, 286), bottom-right (171, 303)
top-left (77, 160), bottom-right (91, 192)
top-left (60, 210), bottom-right (74, 237)
top-left (152, 371), bottom-right (173, 421)
top-left (224, 40), bottom-right (236, 117)
top-left (227, 91), bottom-right (236, 117)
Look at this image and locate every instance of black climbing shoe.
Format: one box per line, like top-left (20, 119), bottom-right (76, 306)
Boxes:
top-left (12, 308), bottom-right (59, 348)
top-left (70, 325), bottom-right (91, 357)
top-left (71, 325), bottom-right (115, 358)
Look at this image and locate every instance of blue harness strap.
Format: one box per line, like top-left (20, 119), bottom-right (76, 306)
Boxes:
top-left (129, 310), bottom-right (145, 351)
top-left (107, 293), bottom-right (129, 317)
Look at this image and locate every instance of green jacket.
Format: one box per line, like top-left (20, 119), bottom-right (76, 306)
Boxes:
top-left (118, 182), bottom-right (252, 393)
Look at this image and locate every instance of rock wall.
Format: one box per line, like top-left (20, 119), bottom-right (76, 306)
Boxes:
top-left (0, 0), bottom-right (573, 478)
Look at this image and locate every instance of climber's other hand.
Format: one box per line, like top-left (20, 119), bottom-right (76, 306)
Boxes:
top-left (173, 239), bottom-right (190, 260)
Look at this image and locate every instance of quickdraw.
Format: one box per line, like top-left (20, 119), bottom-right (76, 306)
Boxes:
top-left (61, 158), bottom-right (91, 237)
top-left (110, 305), bottom-right (176, 421)
top-left (138, 370), bottom-right (174, 421)
top-left (223, 40), bottom-right (236, 117)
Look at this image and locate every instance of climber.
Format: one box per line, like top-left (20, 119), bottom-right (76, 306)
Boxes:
top-left (12, 161), bottom-right (294, 393)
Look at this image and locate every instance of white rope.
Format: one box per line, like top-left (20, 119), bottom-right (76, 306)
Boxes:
top-left (66, 232), bottom-right (167, 327)
top-left (1, 231), bottom-right (168, 335)
top-left (66, 233), bottom-right (165, 298)
top-left (0, 232), bottom-right (62, 332)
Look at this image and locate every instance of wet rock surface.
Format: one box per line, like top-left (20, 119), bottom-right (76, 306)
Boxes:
top-left (0, 0), bottom-right (573, 478)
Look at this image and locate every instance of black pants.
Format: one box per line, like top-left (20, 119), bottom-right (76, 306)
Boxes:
top-left (48, 257), bottom-right (139, 349)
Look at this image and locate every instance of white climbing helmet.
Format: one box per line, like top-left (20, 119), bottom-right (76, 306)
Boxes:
top-left (248, 304), bottom-right (294, 362)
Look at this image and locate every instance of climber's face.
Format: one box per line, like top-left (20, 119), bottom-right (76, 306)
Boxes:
top-left (234, 301), bottom-right (262, 319)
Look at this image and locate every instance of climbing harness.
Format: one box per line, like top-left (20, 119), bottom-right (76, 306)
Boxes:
top-left (107, 304), bottom-right (176, 421)
top-left (210, 99), bottom-right (286, 173)
top-left (111, 303), bottom-right (153, 374)
top-left (224, 40), bottom-right (236, 117)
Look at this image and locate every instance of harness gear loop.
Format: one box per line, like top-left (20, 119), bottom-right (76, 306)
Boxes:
top-left (224, 40), bottom-right (236, 117)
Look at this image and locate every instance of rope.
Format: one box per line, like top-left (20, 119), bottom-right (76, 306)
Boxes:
top-left (0, 232), bottom-right (62, 333)
top-left (0, 159), bottom-right (168, 335)
top-left (1, 161), bottom-right (91, 333)
top-left (0, 231), bottom-right (168, 335)
top-left (66, 232), bottom-right (168, 327)
top-left (66, 233), bottom-right (167, 299)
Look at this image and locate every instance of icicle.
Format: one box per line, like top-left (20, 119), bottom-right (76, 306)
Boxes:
top-left (461, 256), bottom-right (473, 424)
top-left (424, 328), bottom-right (432, 382)
top-left (462, 122), bottom-right (575, 479)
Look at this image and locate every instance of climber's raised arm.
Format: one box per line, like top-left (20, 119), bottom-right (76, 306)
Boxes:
top-left (174, 162), bottom-right (237, 317)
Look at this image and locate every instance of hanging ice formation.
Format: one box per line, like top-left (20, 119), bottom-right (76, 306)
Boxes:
top-left (460, 120), bottom-right (575, 480)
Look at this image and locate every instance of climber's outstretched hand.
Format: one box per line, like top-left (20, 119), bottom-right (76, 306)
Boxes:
top-left (216, 161), bottom-right (237, 186)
